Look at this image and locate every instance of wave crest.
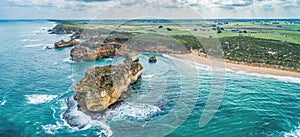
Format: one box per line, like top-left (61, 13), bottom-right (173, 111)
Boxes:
top-left (25, 94), bottom-right (58, 104)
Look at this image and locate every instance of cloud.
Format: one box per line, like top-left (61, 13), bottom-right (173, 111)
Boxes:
top-left (1, 0), bottom-right (300, 19)
top-left (212, 0), bottom-right (254, 10)
top-left (5, 0), bottom-right (115, 9)
top-left (75, 0), bottom-right (112, 2)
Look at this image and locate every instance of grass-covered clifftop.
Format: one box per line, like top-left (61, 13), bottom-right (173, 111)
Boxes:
top-left (220, 37), bottom-right (300, 71)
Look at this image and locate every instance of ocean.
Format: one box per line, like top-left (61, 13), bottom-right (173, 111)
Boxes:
top-left (0, 20), bottom-right (300, 137)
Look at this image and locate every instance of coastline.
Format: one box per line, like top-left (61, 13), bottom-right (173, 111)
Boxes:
top-left (170, 51), bottom-right (300, 78)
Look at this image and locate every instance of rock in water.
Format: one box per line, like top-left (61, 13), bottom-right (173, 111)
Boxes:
top-left (54, 39), bottom-right (78, 48)
top-left (74, 61), bottom-right (143, 113)
top-left (149, 56), bottom-right (157, 63)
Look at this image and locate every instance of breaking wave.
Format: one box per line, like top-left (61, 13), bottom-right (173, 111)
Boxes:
top-left (41, 122), bottom-right (64, 135)
top-left (0, 98), bottom-right (6, 106)
top-left (62, 97), bottom-right (113, 137)
top-left (63, 57), bottom-right (75, 64)
top-left (24, 44), bottom-right (52, 48)
top-left (103, 102), bottom-right (161, 121)
top-left (25, 94), bottom-right (58, 104)
top-left (284, 125), bottom-right (300, 137)
top-left (233, 70), bottom-right (300, 84)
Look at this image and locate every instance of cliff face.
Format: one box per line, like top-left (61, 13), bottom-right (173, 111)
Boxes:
top-left (74, 61), bottom-right (143, 113)
top-left (70, 42), bottom-right (128, 62)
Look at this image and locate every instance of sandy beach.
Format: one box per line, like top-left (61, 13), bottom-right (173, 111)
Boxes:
top-left (171, 51), bottom-right (300, 78)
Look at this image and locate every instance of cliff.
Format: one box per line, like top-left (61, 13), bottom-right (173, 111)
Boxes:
top-left (73, 61), bottom-right (143, 113)
top-left (70, 42), bottom-right (128, 61)
top-left (50, 24), bottom-right (83, 34)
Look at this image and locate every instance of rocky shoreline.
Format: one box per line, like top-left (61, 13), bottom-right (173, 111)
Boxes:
top-left (48, 21), bottom-right (300, 117)
top-left (49, 23), bottom-right (146, 115)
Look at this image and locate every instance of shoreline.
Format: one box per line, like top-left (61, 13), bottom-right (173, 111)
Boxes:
top-left (170, 51), bottom-right (300, 78)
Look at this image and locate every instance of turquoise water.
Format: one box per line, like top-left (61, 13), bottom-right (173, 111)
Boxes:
top-left (0, 20), bottom-right (300, 137)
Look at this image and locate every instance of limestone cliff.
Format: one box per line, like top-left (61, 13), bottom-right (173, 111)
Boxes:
top-left (74, 61), bottom-right (143, 113)
top-left (70, 42), bottom-right (128, 62)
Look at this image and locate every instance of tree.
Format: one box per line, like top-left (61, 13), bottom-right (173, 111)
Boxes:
top-left (166, 27), bottom-right (172, 31)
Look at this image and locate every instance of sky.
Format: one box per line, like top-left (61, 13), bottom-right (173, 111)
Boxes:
top-left (0, 0), bottom-right (299, 19)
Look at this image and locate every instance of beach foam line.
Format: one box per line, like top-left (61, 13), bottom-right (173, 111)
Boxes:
top-left (234, 70), bottom-right (300, 84)
top-left (163, 54), bottom-right (212, 71)
top-left (25, 94), bottom-right (58, 104)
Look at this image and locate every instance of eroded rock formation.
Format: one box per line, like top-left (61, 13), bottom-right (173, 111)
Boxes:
top-left (74, 61), bottom-right (143, 113)
top-left (70, 42), bottom-right (128, 61)
top-left (54, 39), bottom-right (78, 48)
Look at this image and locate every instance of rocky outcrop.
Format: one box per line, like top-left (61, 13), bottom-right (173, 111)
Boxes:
top-left (70, 42), bottom-right (127, 61)
top-left (74, 61), bottom-right (143, 113)
top-left (54, 39), bottom-right (78, 48)
top-left (71, 31), bottom-right (82, 39)
top-left (149, 56), bottom-right (157, 63)
top-left (125, 52), bottom-right (139, 62)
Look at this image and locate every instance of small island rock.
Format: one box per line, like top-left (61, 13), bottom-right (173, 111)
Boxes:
top-left (149, 56), bottom-right (157, 63)
top-left (54, 39), bottom-right (78, 48)
top-left (74, 61), bottom-right (143, 113)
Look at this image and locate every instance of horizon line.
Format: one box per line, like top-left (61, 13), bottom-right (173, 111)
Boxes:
top-left (1, 18), bottom-right (300, 21)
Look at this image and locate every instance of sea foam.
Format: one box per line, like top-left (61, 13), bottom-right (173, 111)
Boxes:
top-left (21, 39), bottom-right (39, 42)
top-left (62, 97), bottom-right (113, 137)
top-left (234, 70), bottom-right (300, 84)
top-left (63, 57), bottom-right (75, 64)
top-left (104, 102), bottom-right (161, 121)
top-left (0, 99), bottom-right (6, 106)
top-left (25, 94), bottom-right (58, 104)
top-left (42, 122), bottom-right (63, 135)
top-left (24, 44), bottom-right (52, 48)
top-left (284, 125), bottom-right (300, 137)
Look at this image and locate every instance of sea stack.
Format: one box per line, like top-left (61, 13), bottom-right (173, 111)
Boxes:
top-left (149, 56), bottom-right (157, 63)
top-left (54, 39), bottom-right (78, 48)
top-left (74, 61), bottom-right (143, 113)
